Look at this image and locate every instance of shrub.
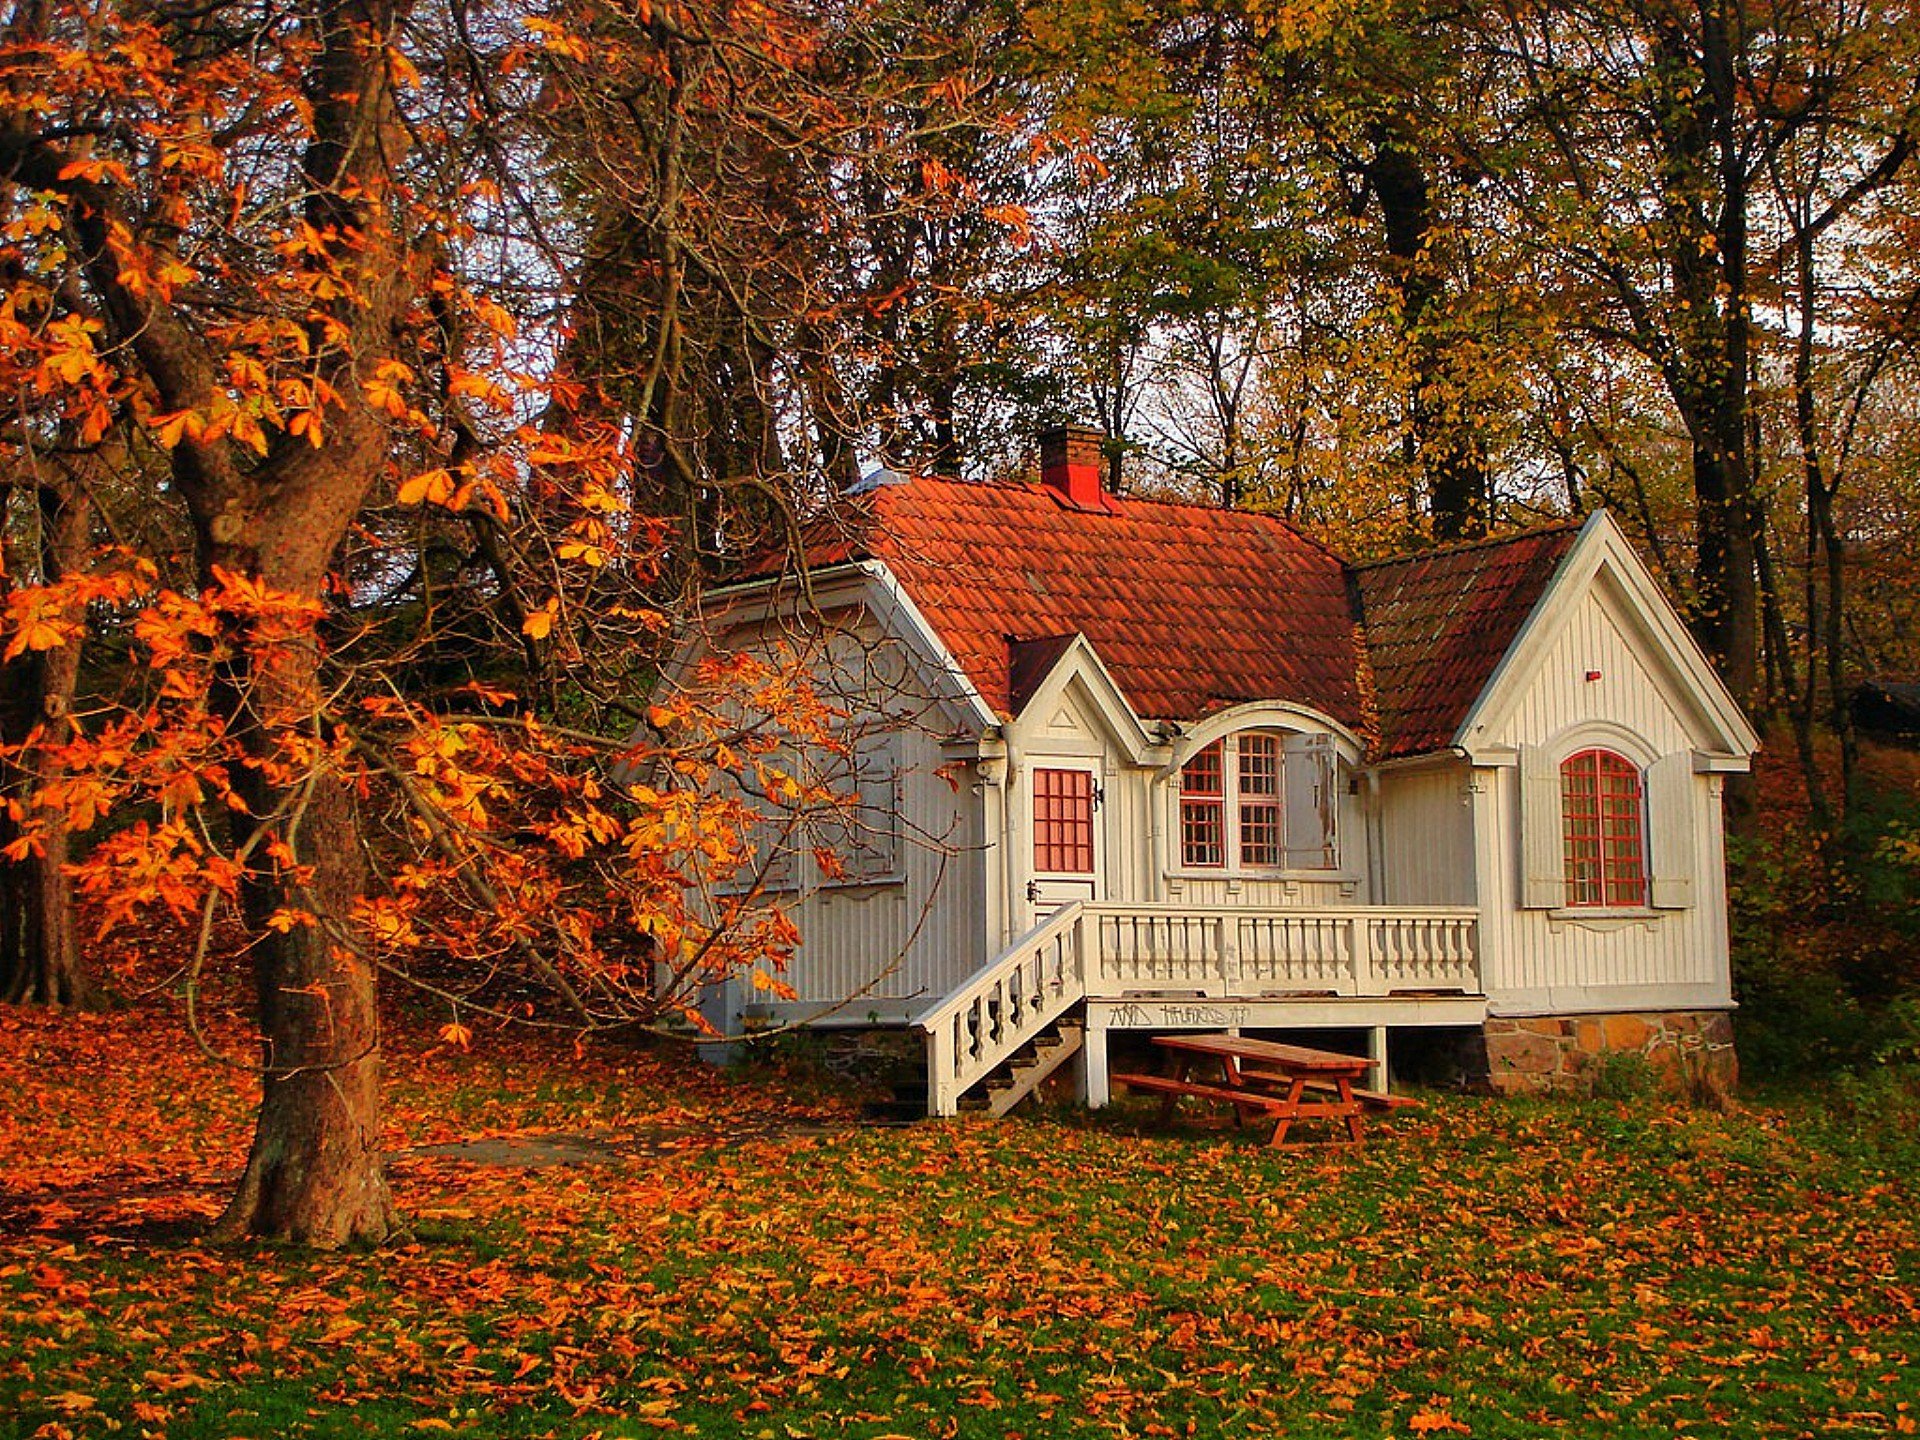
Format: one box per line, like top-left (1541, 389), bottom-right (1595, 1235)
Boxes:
top-left (1592, 1049), bottom-right (1658, 1101)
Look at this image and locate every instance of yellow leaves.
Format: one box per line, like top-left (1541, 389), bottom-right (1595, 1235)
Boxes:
top-left (152, 398), bottom-right (269, 456)
top-left (397, 468), bottom-right (457, 508)
top-left (363, 359), bottom-right (417, 420)
top-left (556, 538), bottom-right (607, 568)
top-left (265, 908), bottom-right (317, 933)
top-left (467, 293), bottom-right (519, 340)
top-left (1408, 1405), bottom-right (1471, 1434)
top-left (2, 587), bottom-right (78, 660)
top-left (7, 198), bottom-right (64, 240)
top-left (43, 314), bottom-right (106, 386)
top-left (523, 15), bottom-right (590, 61)
top-left (154, 768), bottom-right (205, 815)
top-left (521, 602), bottom-right (558, 641)
top-left (982, 203), bottom-right (1034, 247)
top-left (448, 368), bottom-right (514, 414)
top-left (385, 45), bottom-right (422, 90)
top-left (559, 517), bottom-right (612, 568)
top-left (315, 1315), bottom-right (366, 1344)
top-left (207, 565), bottom-right (325, 627)
top-left (73, 818), bottom-right (239, 934)
top-left (438, 1019), bottom-right (473, 1051)
top-left (920, 157), bottom-right (961, 195)
top-left (55, 155), bottom-right (133, 187)
top-left (577, 481), bottom-right (628, 515)
top-left (286, 407), bottom-right (325, 446)
top-left (358, 897), bottom-right (423, 950)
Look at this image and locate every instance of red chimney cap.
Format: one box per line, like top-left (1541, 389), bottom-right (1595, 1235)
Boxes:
top-left (1038, 425), bottom-right (1114, 512)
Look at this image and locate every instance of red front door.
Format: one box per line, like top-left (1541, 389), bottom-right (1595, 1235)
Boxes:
top-left (1030, 765), bottom-right (1099, 917)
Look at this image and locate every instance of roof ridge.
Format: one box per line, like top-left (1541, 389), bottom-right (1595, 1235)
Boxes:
top-left (1351, 517), bottom-right (1583, 571)
top-left (895, 472), bottom-right (1350, 562)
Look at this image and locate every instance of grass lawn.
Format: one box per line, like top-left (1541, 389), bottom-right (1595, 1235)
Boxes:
top-left (3, 995), bottom-right (1917, 1439)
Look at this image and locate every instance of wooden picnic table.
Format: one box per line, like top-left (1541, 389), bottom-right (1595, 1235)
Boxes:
top-left (1113, 1033), bottom-right (1417, 1149)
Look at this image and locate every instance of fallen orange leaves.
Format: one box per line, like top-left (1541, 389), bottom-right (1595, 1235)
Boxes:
top-left (3, 981), bottom-right (1920, 1437)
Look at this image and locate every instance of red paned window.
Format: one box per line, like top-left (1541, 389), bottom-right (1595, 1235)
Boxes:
top-left (1561, 749), bottom-right (1646, 907)
top-left (1237, 733), bottom-right (1281, 867)
top-left (1179, 742), bottom-right (1225, 868)
top-left (1033, 768), bottom-right (1095, 874)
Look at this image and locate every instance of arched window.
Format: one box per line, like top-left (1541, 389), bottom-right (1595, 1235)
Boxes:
top-left (1178, 731), bottom-right (1336, 871)
top-left (1559, 749), bottom-right (1646, 907)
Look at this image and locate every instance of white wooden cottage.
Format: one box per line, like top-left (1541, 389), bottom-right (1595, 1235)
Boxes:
top-left (667, 428), bottom-right (1759, 1113)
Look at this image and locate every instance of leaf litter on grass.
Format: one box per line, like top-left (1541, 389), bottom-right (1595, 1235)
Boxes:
top-left (3, 992), bottom-right (1918, 1439)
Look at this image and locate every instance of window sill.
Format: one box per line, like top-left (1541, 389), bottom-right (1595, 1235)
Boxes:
top-left (1546, 907), bottom-right (1664, 933)
top-left (1165, 869), bottom-right (1356, 891)
top-left (717, 874), bottom-right (905, 900)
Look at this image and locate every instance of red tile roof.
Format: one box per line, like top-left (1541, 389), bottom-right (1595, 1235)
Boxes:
top-left (735, 474), bottom-right (1581, 758)
top-left (769, 475), bottom-right (1364, 728)
top-left (1354, 524), bottom-right (1582, 759)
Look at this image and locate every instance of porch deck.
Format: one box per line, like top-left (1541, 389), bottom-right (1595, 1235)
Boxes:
top-left (916, 902), bottom-right (1481, 1116)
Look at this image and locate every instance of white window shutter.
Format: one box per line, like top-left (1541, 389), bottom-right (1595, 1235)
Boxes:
top-left (1647, 750), bottom-right (1695, 909)
top-left (852, 732), bottom-right (901, 880)
top-left (1283, 732), bottom-right (1337, 869)
top-left (1519, 744), bottom-right (1564, 909)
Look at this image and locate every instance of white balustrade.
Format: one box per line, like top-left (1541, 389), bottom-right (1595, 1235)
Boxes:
top-left (917, 903), bottom-right (1479, 1115)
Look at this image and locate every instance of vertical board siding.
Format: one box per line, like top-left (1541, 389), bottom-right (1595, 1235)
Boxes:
top-left (782, 724), bottom-right (979, 1005)
top-left (1498, 579), bottom-right (1693, 754)
top-left (1379, 765), bottom-right (1475, 906)
top-left (1481, 583), bottom-right (1732, 1009)
top-left (713, 610), bottom-right (986, 1010)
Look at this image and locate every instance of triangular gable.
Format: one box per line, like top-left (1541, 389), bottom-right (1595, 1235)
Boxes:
top-left (1005, 631), bottom-right (1156, 763)
top-left (675, 559), bottom-right (1000, 736)
top-left (1008, 634), bottom-right (1080, 715)
top-left (1457, 511), bottom-right (1759, 761)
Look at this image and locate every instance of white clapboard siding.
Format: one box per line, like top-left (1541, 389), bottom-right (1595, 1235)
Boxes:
top-left (1377, 763), bottom-right (1475, 907)
top-left (776, 723), bottom-right (980, 1006)
top-left (1478, 582), bottom-right (1732, 1011)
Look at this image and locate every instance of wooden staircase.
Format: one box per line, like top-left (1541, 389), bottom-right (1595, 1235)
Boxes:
top-left (962, 1018), bottom-right (1084, 1117)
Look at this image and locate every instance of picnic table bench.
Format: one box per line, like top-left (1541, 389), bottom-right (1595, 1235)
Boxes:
top-left (1113, 1033), bottom-right (1420, 1149)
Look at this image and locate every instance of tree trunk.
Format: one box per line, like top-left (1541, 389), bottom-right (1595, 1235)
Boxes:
top-left (0, 473), bottom-right (91, 1008)
top-left (213, 750), bottom-right (391, 1247)
top-left (1365, 132), bottom-right (1490, 541)
top-left (192, 446), bottom-right (402, 1248)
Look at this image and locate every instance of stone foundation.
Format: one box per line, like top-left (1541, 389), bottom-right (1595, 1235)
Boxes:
top-left (1478, 1010), bottom-right (1738, 1099)
top-left (807, 1026), bottom-right (925, 1088)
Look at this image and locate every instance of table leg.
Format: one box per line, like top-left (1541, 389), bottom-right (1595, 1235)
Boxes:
top-left (1267, 1076), bottom-right (1306, 1147)
top-left (1337, 1075), bottom-right (1366, 1145)
top-left (1221, 1056), bottom-right (1252, 1129)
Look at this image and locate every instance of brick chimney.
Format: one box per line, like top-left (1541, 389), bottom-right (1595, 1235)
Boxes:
top-left (1038, 425), bottom-right (1114, 512)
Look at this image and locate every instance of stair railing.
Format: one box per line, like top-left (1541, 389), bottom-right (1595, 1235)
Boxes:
top-left (915, 903), bottom-right (1089, 1116)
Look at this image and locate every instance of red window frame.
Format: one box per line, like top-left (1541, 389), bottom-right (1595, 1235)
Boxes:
top-left (1560, 749), bottom-right (1646, 907)
top-left (1236, 733), bottom-right (1282, 867)
top-left (1033, 767), bottom-right (1095, 875)
top-left (1179, 742), bottom-right (1225, 868)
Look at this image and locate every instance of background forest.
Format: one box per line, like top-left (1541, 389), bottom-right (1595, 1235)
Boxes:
top-left (3, 0), bottom-right (1919, 1243)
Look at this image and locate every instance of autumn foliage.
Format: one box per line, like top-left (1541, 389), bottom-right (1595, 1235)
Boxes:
top-left (0, 0), bottom-right (913, 1242)
top-left (3, 989), bottom-right (1918, 1436)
